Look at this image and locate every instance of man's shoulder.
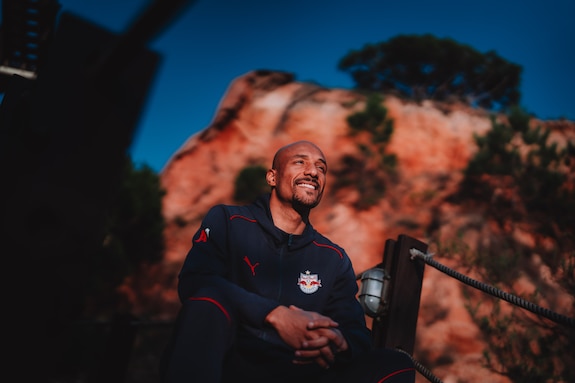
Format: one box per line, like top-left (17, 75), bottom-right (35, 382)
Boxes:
top-left (210, 203), bottom-right (259, 222)
top-left (312, 231), bottom-right (348, 257)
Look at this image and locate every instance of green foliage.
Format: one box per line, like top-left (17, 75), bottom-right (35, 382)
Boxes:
top-left (435, 236), bottom-right (575, 382)
top-left (472, 293), bottom-right (575, 383)
top-left (456, 109), bottom-right (575, 382)
top-left (468, 253), bottom-right (575, 382)
top-left (105, 158), bottom-right (166, 265)
top-left (464, 107), bottom-right (574, 229)
top-left (347, 93), bottom-right (393, 142)
top-left (333, 93), bottom-right (396, 209)
top-left (234, 165), bottom-right (269, 204)
top-left (87, 156), bottom-right (166, 316)
top-left (338, 34), bottom-right (522, 111)
top-left (465, 116), bottom-right (520, 177)
top-left (507, 105), bottom-right (531, 134)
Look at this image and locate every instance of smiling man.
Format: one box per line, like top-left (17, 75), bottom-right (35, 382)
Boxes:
top-left (160, 140), bottom-right (415, 383)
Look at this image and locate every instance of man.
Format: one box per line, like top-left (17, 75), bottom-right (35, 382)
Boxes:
top-left (161, 140), bottom-right (415, 382)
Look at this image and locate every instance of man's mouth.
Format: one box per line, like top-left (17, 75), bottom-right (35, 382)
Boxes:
top-left (296, 181), bottom-right (317, 190)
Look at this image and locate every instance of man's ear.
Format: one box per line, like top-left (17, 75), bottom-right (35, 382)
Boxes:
top-left (266, 169), bottom-right (276, 187)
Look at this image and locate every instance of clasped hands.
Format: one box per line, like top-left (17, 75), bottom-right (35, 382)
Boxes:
top-left (265, 305), bottom-right (348, 369)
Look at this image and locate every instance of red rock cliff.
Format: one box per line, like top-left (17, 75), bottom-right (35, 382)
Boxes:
top-left (151, 70), bottom-right (574, 383)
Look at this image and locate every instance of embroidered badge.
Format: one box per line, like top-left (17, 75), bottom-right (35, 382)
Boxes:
top-left (298, 270), bottom-right (322, 294)
top-left (194, 228), bottom-right (210, 243)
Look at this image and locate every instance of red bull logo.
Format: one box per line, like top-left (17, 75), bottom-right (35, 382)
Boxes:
top-left (298, 270), bottom-right (322, 294)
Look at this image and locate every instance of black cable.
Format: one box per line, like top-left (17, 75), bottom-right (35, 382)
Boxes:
top-left (396, 348), bottom-right (444, 383)
top-left (410, 249), bottom-right (575, 328)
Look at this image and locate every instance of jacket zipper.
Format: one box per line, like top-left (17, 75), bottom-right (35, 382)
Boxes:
top-left (277, 234), bottom-right (293, 301)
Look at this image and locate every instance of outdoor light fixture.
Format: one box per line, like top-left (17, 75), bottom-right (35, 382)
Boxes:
top-left (358, 267), bottom-right (391, 318)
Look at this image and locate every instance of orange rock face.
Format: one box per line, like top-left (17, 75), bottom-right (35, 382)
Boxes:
top-left (152, 70), bottom-right (574, 383)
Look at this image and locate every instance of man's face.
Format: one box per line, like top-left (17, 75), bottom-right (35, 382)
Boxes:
top-left (268, 142), bottom-right (327, 209)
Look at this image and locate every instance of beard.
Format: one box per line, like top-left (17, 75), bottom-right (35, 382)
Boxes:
top-left (292, 189), bottom-right (322, 210)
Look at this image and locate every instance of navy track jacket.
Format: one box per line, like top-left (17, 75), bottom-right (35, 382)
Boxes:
top-left (178, 193), bottom-right (372, 363)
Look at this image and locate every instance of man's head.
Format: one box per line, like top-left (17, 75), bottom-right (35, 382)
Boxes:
top-left (267, 140), bottom-right (327, 210)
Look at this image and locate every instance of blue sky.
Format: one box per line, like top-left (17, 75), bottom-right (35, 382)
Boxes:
top-left (45, 1), bottom-right (575, 171)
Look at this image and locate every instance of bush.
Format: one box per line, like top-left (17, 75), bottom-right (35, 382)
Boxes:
top-left (338, 34), bottom-right (522, 111)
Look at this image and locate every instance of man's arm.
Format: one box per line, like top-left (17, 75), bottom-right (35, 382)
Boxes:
top-left (264, 305), bottom-right (338, 350)
top-left (178, 205), bottom-right (280, 327)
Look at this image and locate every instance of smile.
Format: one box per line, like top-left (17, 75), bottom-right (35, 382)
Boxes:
top-left (297, 182), bottom-right (317, 190)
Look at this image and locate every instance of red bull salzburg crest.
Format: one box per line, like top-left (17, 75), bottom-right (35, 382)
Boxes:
top-left (298, 270), bottom-right (322, 294)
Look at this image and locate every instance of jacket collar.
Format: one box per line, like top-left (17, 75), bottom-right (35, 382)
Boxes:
top-left (249, 193), bottom-right (316, 249)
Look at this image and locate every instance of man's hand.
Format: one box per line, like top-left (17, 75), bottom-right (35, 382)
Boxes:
top-left (265, 305), bottom-right (348, 368)
top-left (264, 305), bottom-right (338, 350)
top-left (293, 325), bottom-right (348, 369)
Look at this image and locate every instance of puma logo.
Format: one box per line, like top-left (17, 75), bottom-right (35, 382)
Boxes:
top-left (243, 256), bottom-right (260, 276)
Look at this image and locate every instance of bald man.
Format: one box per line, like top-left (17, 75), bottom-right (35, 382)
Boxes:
top-left (161, 141), bottom-right (415, 383)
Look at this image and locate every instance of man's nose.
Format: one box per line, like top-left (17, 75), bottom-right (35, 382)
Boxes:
top-left (304, 164), bottom-right (318, 177)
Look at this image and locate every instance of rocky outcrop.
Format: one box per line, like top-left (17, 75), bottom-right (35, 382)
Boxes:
top-left (146, 70), bottom-right (574, 382)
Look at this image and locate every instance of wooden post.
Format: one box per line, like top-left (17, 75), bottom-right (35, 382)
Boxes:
top-left (371, 234), bottom-right (427, 355)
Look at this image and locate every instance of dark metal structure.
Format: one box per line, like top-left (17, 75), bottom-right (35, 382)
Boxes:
top-left (0, 1), bottom-right (192, 381)
top-left (0, 0), bottom-right (60, 88)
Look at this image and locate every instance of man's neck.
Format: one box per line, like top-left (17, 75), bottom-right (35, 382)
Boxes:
top-left (269, 197), bottom-right (308, 235)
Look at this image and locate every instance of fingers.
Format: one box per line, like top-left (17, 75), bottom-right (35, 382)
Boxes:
top-left (288, 305), bottom-right (339, 330)
top-left (273, 305), bottom-right (343, 361)
top-left (296, 345), bottom-right (335, 362)
top-left (289, 306), bottom-right (338, 326)
top-left (307, 318), bottom-right (338, 329)
top-left (302, 334), bottom-right (329, 348)
top-left (322, 328), bottom-right (347, 353)
top-left (302, 328), bottom-right (348, 354)
top-left (293, 328), bottom-right (346, 369)
top-left (293, 345), bottom-right (335, 369)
